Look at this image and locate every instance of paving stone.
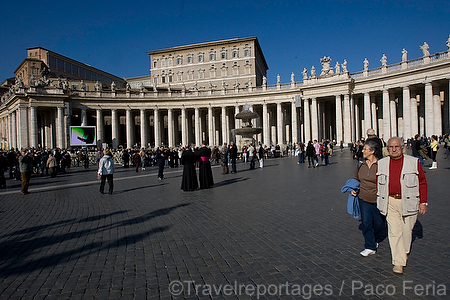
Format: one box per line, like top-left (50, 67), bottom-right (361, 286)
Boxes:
top-left (0, 151), bottom-right (449, 299)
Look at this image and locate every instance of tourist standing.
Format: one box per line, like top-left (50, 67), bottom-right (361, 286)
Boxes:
top-left (258, 143), bottom-right (264, 168)
top-left (98, 149), bottom-right (115, 194)
top-left (180, 145), bottom-right (198, 191)
top-left (198, 141), bottom-right (214, 189)
top-left (220, 143), bottom-right (229, 174)
top-left (156, 146), bottom-right (165, 180)
top-left (313, 140), bottom-right (320, 167)
top-left (46, 153), bottom-right (58, 178)
top-left (19, 150), bottom-right (33, 195)
top-left (306, 141), bottom-right (316, 168)
top-left (248, 144), bottom-right (255, 169)
top-left (0, 151), bottom-right (6, 188)
top-left (429, 135), bottom-right (438, 169)
top-left (229, 142), bottom-right (238, 173)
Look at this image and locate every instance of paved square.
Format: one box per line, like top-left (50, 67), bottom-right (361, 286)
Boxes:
top-left (0, 151), bottom-right (449, 299)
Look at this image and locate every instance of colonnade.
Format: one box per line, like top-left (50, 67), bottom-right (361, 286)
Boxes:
top-left (1, 78), bottom-right (449, 150)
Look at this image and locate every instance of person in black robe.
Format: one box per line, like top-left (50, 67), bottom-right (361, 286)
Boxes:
top-left (180, 146), bottom-right (198, 191)
top-left (155, 146), bottom-right (165, 180)
top-left (197, 141), bottom-right (214, 189)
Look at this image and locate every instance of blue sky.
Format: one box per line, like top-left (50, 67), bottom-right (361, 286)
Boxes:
top-left (1, 0), bottom-right (449, 85)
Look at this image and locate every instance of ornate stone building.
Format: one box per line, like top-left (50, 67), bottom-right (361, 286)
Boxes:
top-left (0, 37), bottom-right (449, 150)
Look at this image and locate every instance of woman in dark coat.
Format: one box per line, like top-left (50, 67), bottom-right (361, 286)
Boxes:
top-left (180, 146), bottom-right (198, 191)
top-left (198, 141), bottom-right (214, 189)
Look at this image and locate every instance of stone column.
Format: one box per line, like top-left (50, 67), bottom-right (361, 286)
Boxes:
top-left (343, 94), bottom-right (351, 145)
top-left (310, 98), bottom-right (319, 141)
top-left (168, 108), bottom-right (174, 148)
top-left (433, 84), bottom-right (442, 136)
top-left (16, 107), bottom-right (29, 149)
top-left (276, 102), bottom-right (283, 145)
top-left (350, 95), bottom-right (355, 141)
top-left (371, 100), bottom-right (377, 134)
top-left (303, 98), bottom-right (311, 143)
top-left (262, 103), bottom-right (269, 146)
top-left (30, 106), bottom-right (38, 148)
top-left (363, 92), bottom-right (371, 135)
top-left (96, 109), bottom-right (103, 146)
top-left (402, 86), bottom-right (411, 139)
top-left (221, 106), bottom-right (227, 145)
top-left (194, 107), bottom-right (200, 146)
top-left (140, 109), bottom-right (147, 148)
top-left (390, 94), bottom-right (397, 137)
top-left (424, 82), bottom-right (433, 136)
top-left (410, 92), bottom-right (419, 136)
top-left (126, 108), bottom-right (133, 149)
top-left (208, 106), bottom-right (214, 146)
top-left (234, 105), bottom-right (240, 129)
top-left (335, 95), bottom-right (343, 144)
top-left (44, 112), bottom-right (53, 149)
top-left (354, 100), bottom-right (360, 140)
top-left (154, 108), bottom-right (161, 147)
top-left (181, 107), bottom-right (187, 146)
top-left (235, 105), bottom-right (241, 144)
top-left (291, 101), bottom-right (298, 144)
top-left (81, 108), bottom-right (87, 126)
top-left (11, 111), bottom-right (17, 149)
top-left (111, 109), bottom-right (118, 149)
top-left (57, 106), bottom-right (64, 149)
top-left (382, 89), bottom-right (391, 140)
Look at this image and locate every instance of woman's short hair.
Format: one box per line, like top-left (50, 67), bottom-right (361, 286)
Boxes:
top-left (364, 139), bottom-right (380, 154)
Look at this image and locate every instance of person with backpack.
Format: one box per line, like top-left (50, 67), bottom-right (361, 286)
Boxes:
top-left (98, 149), bottom-right (115, 194)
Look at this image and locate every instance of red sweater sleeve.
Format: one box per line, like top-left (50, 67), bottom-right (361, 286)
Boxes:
top-left (417, 161), bottom-right (428, 203)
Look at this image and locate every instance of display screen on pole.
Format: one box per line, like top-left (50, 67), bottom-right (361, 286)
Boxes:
top-left (70, 126), bottom-right (96, 146)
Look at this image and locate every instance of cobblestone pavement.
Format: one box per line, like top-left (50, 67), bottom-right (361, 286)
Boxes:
top-left (0, 150), bottom-right (449, 299)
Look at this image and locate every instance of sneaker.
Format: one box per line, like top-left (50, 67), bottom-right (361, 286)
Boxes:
top-left (393, 265), bottom-right (403, 274)
top-left (315, 163), bottom-right (319, 167)
top-left (360, 249), bottom-right (376, 257)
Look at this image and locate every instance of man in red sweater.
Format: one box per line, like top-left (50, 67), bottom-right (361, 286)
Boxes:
top-left (376, 137), bottom-right (428, 274)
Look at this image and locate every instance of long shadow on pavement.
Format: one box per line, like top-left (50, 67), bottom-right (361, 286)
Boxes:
top-left (0, 203), bottom-right (190, 277)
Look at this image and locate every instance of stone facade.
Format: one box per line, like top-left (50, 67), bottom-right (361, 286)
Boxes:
top-left (0, 38), bottom-right (449, 150)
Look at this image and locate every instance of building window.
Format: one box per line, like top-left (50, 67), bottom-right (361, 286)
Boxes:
top-left (221, 65), bottom-right (227, 77)
top-left (161, 59), bottom-right (166, 67)
top-left (161, 76), bottom-right (166, 83)
top-left (233, 67), bottom-right (239, 76)
top-left (198, 69), bottom-right (205, 79)
top-left (153, 61), bottom-right (157, 68)
top-left (168, 58), bottom-right (173, 67)
top-left (187, 56), bottom-right (193, 64)
top-left (177, 72), bottom-right (183, 81)
top-left (232, 50), bottom-right (239, 58)
top-left (210, 67), bottom-right (216, 78)
top-left (221, 52), bottom-right (227, 59)
top-left (168, 75), bottom-right (173, 83)
top-left (244, 49), bottom-right (251, 57)
top-left (245, 67), bottom-right (251, 74)
top-left (198, 54), bottom-right (204, 62)
top-left (187, 70), bottom-right (194, 80)
top-left (176, 57), bottom-right (182, 65)
top-left (209, 53), bottom-right (216, 61)
top-left (154, 77), bottom-right (158, 86)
